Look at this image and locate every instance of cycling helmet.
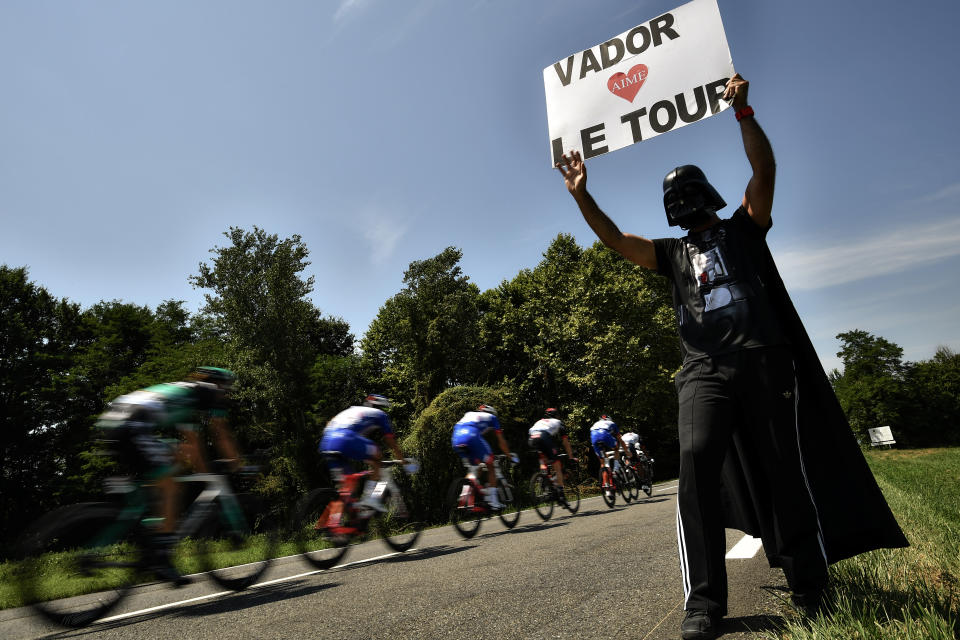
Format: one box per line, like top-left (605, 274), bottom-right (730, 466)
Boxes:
top-left (191, 366), bottom-right (236, 391)
top-left (600, 414), bottom-right (611, 421)
top-left (544, 407), bottom-right (559, 419)
top-left (363, 394), bottom-right (393, 410)
top-left (478, 404), bottom-right (498, 417)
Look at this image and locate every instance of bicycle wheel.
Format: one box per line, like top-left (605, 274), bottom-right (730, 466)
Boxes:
top-left (561, 473), bottom-right (581, 514)
top-left (530, 472), bottom-right (554, 521)
top-left (615, 468), bottom-right (633, 503)
top-left (497, 478), bottom-right (520, 529)
top-left (17, 503), bottom-right (142, 628)
top-left (624, 466), bottom-right (640, 501)
top-left (373, 486), bottom-right (422, 552)
top-left (289, 488), bottom-right (352, 570)
top-left (643, 462), bottom-right (655, 497)
top-left (600, 469), bottom-right (616, 508)
top-left (448, 478), bottom-right (484, 539)
top-left (200, 492), bottom-right (280, 590)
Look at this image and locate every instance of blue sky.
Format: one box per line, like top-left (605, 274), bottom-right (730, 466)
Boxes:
top-left (2, 0), bottom-right (959, 373)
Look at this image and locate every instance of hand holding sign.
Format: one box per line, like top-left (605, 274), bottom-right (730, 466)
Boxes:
top-left (722, 74), bottom-right (749, 111)
top-left (556, 150), bottom-right (587, 197)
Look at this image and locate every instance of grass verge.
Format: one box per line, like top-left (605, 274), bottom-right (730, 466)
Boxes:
top-left (768, 447), bottom-right (959, 639)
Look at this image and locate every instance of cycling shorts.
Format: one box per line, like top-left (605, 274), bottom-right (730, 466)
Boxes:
top-left (452, 425), bottom-right (492, 465)
top-left (528, 432), bottom-right (559, 461)
top-left (106, 410), bottom-right (177, 481)
top-left (590, 430), bottom-right (617, 459)
top-left (319, 429), bottom-right (379, 471)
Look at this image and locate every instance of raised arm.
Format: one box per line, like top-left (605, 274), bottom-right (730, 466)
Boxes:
top-left (557, 151), bottom-right (657, 270)
top-left (724, 75), bottom-right (776, 228)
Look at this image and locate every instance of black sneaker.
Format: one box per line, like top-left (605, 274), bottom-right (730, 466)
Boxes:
top-left (791, 589), bottom-right (828, 617)
top-left (681, 610), bottom-right (718, 640)
top-left (149, 536), bottom-right (191, 588)
top-left (151, 560), bottom-right (192, 588)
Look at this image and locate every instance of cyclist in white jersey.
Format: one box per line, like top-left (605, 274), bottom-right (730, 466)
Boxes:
top-left (528, 408), bottom-right (577, 504)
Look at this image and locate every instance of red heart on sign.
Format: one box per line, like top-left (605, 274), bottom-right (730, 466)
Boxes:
top-left (607, 64), bottom-right (649, 102)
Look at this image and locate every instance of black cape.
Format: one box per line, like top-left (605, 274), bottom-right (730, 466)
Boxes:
top-left (717, 242), bottom-right (909, 565)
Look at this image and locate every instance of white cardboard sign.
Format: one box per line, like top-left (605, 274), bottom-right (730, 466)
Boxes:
top-left (543, 0), bottom-right (735, 165)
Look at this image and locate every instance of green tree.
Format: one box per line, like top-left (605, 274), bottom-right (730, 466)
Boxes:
top-left (0, 266), bottom-right (81, 543)
top-left (830, 329), bottom-right (910, 443)
top-left (190, 226), bottom-right (353, 499)
top-left (476, 235), bottom-right (680, 473)
top-left (902, 346), bottom-right (960, 446)
top-left (361, 247), bottom-right (482, 423)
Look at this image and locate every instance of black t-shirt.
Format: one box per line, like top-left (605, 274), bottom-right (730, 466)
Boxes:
top-left (652, 207), bottom-right (788, 362)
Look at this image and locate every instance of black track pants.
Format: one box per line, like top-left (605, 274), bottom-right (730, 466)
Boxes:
top-left (674, 347), bottom-right (827, 615)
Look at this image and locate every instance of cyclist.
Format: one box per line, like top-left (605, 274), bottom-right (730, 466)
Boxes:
top-left (95, 366), bottom-right (242, 586)
top-left (528, 408), bottom-right (577, 505)
top-left (318, 394), bottom-right (414, 513)
top-left (451, 404), bottom-right (519, 510)
top-left (589, 415), bottom-right (634, 499)
top-left (621, 430), bottom-right (647, 459)
top-left (622, 431), bottom-right (653, 492)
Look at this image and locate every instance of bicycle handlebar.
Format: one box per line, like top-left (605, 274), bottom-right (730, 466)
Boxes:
top-left (381, 458), bottom-right (417, 466)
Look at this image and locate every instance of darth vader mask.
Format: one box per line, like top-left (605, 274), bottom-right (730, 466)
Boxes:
top-left (662, 165), bottom-right (726, 230)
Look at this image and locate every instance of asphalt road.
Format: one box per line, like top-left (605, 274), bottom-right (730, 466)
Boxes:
top-left (1, 483), bottom-right (795, 639)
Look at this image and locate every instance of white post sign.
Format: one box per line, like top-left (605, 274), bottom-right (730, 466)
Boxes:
top-left (544, 0), bottom-right (735, 165)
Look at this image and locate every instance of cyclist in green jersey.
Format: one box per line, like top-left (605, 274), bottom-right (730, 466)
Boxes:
top-left (96, 366), bottom-right (242, 585)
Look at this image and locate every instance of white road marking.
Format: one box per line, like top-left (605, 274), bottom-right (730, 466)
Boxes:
top-left (97, 550), bottom-right (404, 624)
top-left (725, 535), bottom-right (763, 559)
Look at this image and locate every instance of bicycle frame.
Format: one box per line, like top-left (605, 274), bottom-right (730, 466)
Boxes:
top-left (321, 461), bottom-right (405, 535)
top-left (604, 450), bottom-right (624, 472)
top-left (175, 473), bottom-right (249, 539)
top-left (459, 457), bottom-right (507, 512)
top-left (536, 454), bottom-right (573, 490)
top-left (94, 472), bottom-right (249, 546)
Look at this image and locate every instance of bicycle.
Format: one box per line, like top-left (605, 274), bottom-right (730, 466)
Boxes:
top-left (627, 452), bottom-right (655, 498)
top-left (530, 453), bottom-right (581, 520)
top-left (447, 454), bottom-right (520, 539)
top-left (290, 455), bottom-right (422, 570)
top-left (15, 465), bottom-right (278, 628)
top-left (622, 454), bottom-right (641, 501)
top-left (599, 450), bottom-right (634, 508)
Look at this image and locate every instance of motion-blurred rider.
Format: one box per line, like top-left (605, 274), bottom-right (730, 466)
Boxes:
top-left (451, 404), bottom-right (519, 510)
top-left (96, 366), bottom-right (242, 586)
top-left (318, 394), bottom-right (416, 513)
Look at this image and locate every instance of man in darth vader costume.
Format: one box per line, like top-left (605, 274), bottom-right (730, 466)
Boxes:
top-left (556, 74), bottom-right (907, 640)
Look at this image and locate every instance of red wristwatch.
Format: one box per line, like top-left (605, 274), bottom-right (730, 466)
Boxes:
top-left (735, 106), bottom-right (755, 121)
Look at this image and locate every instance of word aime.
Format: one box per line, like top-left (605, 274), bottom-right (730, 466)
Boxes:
top-left (608, 64), bottom-right (649, 102)
top-left (551, 79), bottom-right (729, 164)
top-left (553, 13), bottom-right (679, 87)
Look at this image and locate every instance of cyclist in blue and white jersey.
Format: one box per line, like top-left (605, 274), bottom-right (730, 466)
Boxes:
top-left (319, 395), bottom-right (414, 512)
top-left (528, 408), bottom-right (577, 504)
top-left (590, 415), bottom-right (634, 496)
top-left (451, 404), bottom-right (518, 510)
